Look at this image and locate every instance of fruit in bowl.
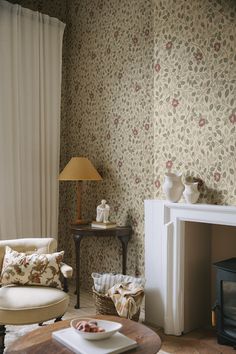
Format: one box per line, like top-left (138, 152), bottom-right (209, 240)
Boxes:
top-left (70, 318), bottom-right (122, 341)
top-left (75, 320), bottom-right (105, 333)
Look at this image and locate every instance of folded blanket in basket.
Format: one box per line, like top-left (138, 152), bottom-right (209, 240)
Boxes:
top-left (107, 282), bottom-right (144, 319)
top-left (92, 273), bottom-right (145, 294)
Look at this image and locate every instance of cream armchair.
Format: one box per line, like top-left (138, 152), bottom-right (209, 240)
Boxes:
top-left (0, 238), bottom-right (73, 353)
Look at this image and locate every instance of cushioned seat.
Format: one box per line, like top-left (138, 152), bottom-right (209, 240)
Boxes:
top-left (0, 285), bottom-right (69, 325)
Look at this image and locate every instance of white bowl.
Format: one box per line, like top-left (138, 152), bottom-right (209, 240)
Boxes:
top-left (70, 318), bottom-right (122, 341)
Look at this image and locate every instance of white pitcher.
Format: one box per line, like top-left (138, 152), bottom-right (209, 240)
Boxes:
top-left (183, 182), bottom-right (200, 204)
top-left (163, 172), bottom-right (184, 203)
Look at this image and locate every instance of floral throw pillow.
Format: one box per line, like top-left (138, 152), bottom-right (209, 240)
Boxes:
top-left (0, 246), bottom-right (64, 289)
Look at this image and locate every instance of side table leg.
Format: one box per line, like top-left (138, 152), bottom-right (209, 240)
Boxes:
top-left (74, 235), bottom-right (83, 309)
top-left (118, 235), bottom-right (130, 275)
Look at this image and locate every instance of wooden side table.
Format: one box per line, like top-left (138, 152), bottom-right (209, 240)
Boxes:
top-left (71, 225), bottom-right (132, 309)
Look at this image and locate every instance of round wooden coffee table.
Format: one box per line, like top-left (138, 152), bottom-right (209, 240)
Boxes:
top-left (6, 315), bottom-right (161, 354)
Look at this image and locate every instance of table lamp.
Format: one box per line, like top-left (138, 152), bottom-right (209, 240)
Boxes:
top-left (59, 157), bottom-right (102, 224)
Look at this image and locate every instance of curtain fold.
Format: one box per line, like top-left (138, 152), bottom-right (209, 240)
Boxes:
top-left (0, 0), bottom-right (65, 238)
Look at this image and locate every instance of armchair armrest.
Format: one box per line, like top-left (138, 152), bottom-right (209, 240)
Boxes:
top-left (60, 262), bottom-right (73, 278)
top-left (60, 262), bottom-right (73, 293)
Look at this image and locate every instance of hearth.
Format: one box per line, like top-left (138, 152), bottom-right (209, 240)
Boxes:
top-left (213, 258), bottom-right (236, 348)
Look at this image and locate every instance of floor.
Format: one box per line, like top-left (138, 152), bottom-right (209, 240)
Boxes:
top-left (5, 287), bottom-right (236, 354)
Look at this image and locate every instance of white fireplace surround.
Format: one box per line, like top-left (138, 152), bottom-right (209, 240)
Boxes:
top-left (144, 200), bottom-right (236, 335)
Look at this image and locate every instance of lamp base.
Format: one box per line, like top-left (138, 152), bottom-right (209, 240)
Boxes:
top-left (74, 219), bottom-right (90, 225)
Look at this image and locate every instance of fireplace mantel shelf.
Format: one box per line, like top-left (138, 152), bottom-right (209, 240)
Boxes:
top-left (144, 199), bottom-right (236, 336)
top-left (161, 201), bottom-right (236, 212)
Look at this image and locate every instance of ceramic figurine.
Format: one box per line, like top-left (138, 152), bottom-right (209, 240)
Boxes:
top-left (163, 172), bottom-right (184, 203)
top-left (96, 200), bottom-right (110, 223)
top-left (183, 182), bottom-right (200, 204)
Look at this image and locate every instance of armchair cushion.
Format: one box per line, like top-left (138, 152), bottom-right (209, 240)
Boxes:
top-left (0, 285), bottom-right (69, 325)
top-left (0, 246), bottom-right (64, 289)
top-left (0, 238), bottom-right (57, 273)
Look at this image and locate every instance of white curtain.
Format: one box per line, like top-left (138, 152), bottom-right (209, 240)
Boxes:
top-left (0, 1), bottom-right (65, 239)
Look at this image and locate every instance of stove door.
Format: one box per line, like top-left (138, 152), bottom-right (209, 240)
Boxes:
top-left (222, 281), bottom-right (236, 339)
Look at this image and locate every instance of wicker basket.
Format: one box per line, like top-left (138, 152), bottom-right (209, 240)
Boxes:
top-left (92, 287), bottom-right (141, 322)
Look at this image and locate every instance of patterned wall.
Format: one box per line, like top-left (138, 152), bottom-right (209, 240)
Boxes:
top-left (58, 0), bottom-right (154, 289)
top-left (153, 0), bottom-right (236, 205)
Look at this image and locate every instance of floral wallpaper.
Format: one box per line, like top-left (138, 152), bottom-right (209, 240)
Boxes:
top-left (153, 0), bottom-right (236, 205)
top-left (7, 0), bottom-right (236, 290)
top-left (58, 0), bottom-right (154, 289)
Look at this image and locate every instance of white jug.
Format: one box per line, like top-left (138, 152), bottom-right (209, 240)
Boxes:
top-left (163, 172), bottom-right (184, 203)
top-left (183, 182), bottom-right (200, 204)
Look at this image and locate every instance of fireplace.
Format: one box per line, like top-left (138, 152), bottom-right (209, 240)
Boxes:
top-left (213, 258), bottom-right (236, 348)
top-left (144, 200), bottom-right (236, 335)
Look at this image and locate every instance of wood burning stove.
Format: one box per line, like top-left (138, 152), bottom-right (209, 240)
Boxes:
top-left (213, 258), bottom-right (236, 348)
